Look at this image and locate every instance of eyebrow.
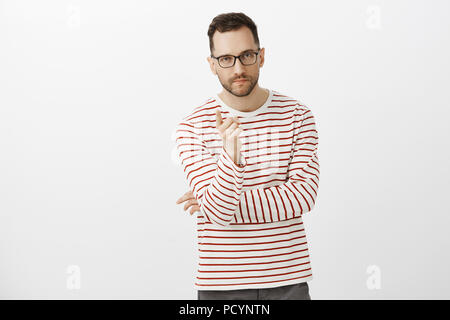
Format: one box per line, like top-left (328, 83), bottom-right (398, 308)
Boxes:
top-left (220, 49), bottom-right (256, 56)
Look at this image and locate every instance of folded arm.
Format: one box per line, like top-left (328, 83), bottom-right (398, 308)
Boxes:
top-left (237, 105), bottom-right (320, 223)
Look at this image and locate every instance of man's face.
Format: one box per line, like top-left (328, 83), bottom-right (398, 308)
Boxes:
top-left (208, 27), bottom-right (265, 97)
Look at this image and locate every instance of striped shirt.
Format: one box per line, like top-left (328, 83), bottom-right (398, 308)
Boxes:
top-left (174, 88), bottom-right (320, 290)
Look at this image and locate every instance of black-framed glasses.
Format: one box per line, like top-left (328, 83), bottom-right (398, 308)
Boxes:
top-left (210, 48), bottom-right (261, 68)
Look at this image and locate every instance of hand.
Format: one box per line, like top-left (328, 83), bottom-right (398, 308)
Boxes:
top-left (215, 109), bottom-right (243, 165)
top-left (175, 190), bottom-right (200, 215)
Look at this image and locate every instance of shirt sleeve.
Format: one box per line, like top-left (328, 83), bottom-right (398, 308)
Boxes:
top-left (175, 120), bottom-right (248, 226)
top-left (237, 105), bottom-right (320, 223)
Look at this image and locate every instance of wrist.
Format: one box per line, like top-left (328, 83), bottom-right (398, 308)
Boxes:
top-left (233, 152), bottom-right (242, 166)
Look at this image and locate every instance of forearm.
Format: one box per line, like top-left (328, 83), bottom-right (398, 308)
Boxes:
top-left (237, 152), bottom-right (319, 223)
top-left (240, 178), bottom-right (318, 223)
top-left (195, 147), bottom-right (247, 226)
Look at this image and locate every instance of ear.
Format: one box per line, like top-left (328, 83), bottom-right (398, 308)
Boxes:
top-left (259, 47), bottom-right (265, 68)
top-left (207, 56), bottom-right (217, 75)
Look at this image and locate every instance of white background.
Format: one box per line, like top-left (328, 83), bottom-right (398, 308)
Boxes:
top-left (0, 0), bottom-right (449, 299)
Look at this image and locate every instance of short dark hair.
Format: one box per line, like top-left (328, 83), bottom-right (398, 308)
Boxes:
top-left (207, 12), bottom-right (260, 55)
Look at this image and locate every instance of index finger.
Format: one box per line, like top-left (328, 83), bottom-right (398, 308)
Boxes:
top-left (215, 109), bottom-right (223, 128)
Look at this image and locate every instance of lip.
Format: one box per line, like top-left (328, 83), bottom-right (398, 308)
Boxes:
top-left (234, 79), bottom-right (248, 83)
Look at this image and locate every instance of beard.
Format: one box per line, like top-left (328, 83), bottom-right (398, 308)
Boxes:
top-left (218, 71), bottom-right (260, 97)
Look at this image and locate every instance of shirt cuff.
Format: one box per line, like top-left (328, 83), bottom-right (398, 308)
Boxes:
top-left (221, 146), bottom-right (246, 175)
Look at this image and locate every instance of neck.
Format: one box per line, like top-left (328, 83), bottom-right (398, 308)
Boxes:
top-left (218, 85), bottom-right (269, 113)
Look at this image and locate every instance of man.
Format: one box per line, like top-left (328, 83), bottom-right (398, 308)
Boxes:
top-left (174, 12), bottom-right (319, 300)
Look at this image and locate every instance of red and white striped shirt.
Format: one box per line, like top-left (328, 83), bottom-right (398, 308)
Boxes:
top-left (175, 89), bottom-right (320, 290)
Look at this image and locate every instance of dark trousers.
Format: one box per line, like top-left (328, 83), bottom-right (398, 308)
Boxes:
top-left (197, 281), bottom-right (311, 300)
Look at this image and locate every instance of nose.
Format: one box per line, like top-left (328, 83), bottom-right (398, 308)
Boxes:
top-left (232, 57), bottom-right (246, 74)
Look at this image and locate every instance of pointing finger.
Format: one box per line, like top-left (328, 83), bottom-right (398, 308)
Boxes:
top-left (216, 109), bottom-right (223, 128)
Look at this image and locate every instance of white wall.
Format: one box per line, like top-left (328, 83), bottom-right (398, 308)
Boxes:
top-left (0, 0), bottom-right (449, 299)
